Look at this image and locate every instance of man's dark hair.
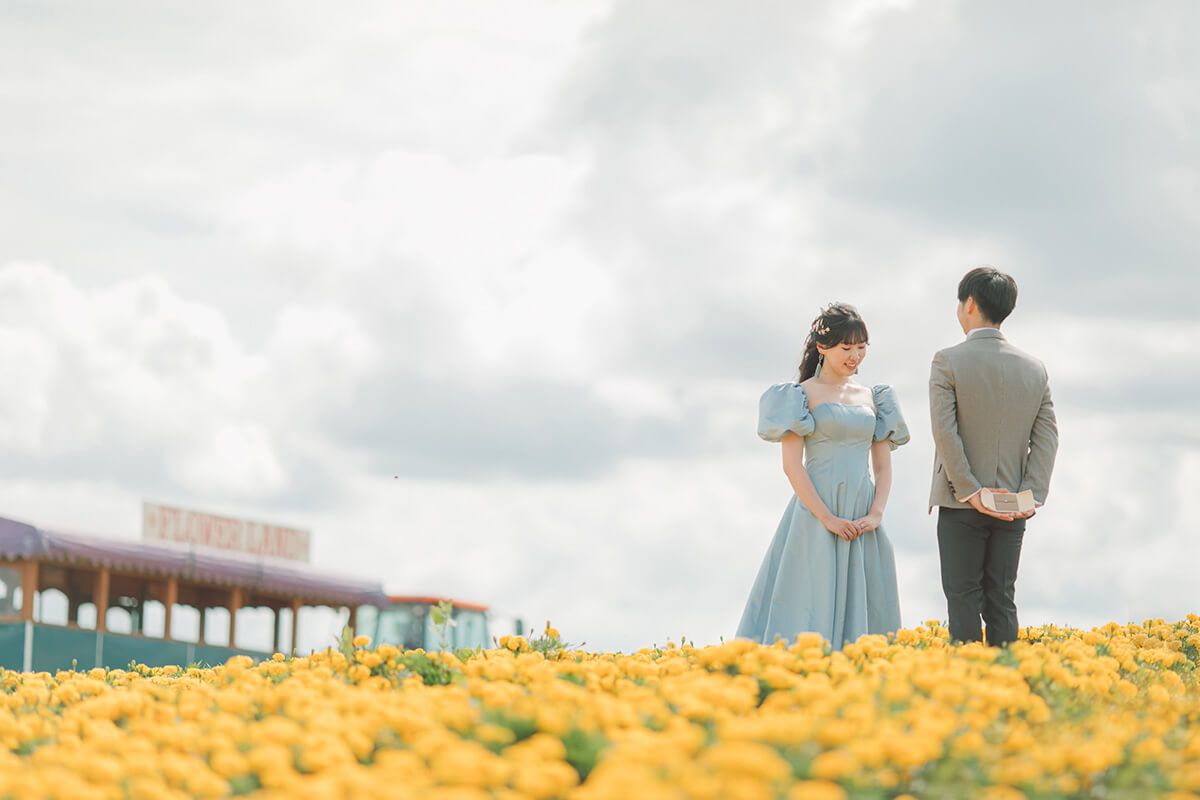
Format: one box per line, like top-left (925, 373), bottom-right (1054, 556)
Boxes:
top-left (957, 266), bottom-right (1017, 325)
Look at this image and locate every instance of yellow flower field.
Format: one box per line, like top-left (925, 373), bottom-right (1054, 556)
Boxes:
top-left (3, 617), bottom-right (1200, 800)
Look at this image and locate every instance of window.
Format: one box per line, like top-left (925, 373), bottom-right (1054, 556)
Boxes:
top-left (377, 604), bottom-right (426, 650)
top-left (454, 609), bottom-right (488, 650)
top-left (0, 567), bottom-right (21, 617)
top-left (356, 605), bottom-right (379, 642)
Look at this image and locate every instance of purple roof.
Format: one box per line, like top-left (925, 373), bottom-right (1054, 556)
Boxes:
top-left (0, 516), bottom-right (387, 608)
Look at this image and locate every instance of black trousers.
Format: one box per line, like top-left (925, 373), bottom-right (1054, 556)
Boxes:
top-left (936, 507), bottom-right (1027, 647)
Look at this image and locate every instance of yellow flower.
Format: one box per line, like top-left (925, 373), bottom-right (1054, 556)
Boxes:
top-left (509, 760), bottom-right (580, 799)
top-left (475, 723), bottom-right (516, 748)
top-left (788, 780), bottom-right (848, 800)
top-left (0, 612), bottom-right (1199, 799)
top-left (76, 753), bottom-right (124, 784)
top-left (793, 632), bottom-right (826, 651)
top-left (208, 748), bottom-right (250, 778)
top-left (698, 741), bottom-right (792, 781)
top-left (981, 787), bottom-right (1027, 800)
top-left (808, 750), bottom-right (858, 781)
top-left (1134, 733), bottom-right (1167, 760)
top-left (429, 742), bottom-right (512, 788)
top-left (504, 733), bottom-right (567, 762)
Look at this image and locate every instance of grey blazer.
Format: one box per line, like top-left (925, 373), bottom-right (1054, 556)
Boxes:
top-left (928, 329), bottom-right (1058, 510)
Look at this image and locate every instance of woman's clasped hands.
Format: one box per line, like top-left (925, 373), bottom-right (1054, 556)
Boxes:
top-left (853, 511), bottom-right (882, 534)
top-left (821, 511), bottom-right (882, 541)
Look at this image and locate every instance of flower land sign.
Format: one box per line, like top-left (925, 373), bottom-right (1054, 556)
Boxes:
top-left (142, 501), bottom-right (311, 562)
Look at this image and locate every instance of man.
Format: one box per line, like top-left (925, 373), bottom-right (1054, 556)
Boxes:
top-left (929, 267), bottom-right (1058, 647)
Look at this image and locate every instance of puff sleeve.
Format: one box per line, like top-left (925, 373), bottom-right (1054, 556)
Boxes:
top-left (758, 383), bottom-right (815, 442)
top-left (872, 385), bottom-right (910, 451)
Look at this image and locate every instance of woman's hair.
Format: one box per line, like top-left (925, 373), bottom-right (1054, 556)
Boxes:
top-left (797, 303), bottom-right (870, 382)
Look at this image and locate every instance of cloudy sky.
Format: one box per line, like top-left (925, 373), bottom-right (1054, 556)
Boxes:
top-left (2, 1), bottom-right (1198, 653)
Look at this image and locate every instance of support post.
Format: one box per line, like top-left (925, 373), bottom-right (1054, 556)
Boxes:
top-left (228, 588), bottom-right (243, 649)
top-left (198, 606), bottom-right (207, 644)
top-left (94, 568), bottom-right (110, 633)
top-left (163, 578), bottom-right (178, 641)
top-left (19, 561), bottom-right (38, 622)
top-left (290, 599), bottom-right (301, 655)
top-left (272, 604), bottom-right (283, 654)
top-left (347, 605), bottom-right (357, 636)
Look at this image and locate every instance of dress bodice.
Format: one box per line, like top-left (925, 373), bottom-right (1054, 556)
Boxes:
top-left (758, 383), bottom-right (907, 448)
top-left (805, 402), bottom-right (878, 463)
top-left (757, 382), bottom-right (910, 479)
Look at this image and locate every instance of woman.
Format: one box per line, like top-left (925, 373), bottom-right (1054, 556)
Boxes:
top-left (736, 303), bottom-right (908, 650)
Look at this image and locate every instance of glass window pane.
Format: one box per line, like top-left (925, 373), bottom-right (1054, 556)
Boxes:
top-left (0, 566), bottom-right (20, 616)
top-left (454, 610), bottom-right (487, 650)
top-left (356, 605), bottom-right (379, 642)
top-left (424, 612), bottom-right (441, 651)
top-left (377, 605), bottom-right (426, 651)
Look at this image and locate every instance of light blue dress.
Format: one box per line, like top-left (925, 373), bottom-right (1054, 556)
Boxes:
top-left (736, 383), bottom-right (909, 650)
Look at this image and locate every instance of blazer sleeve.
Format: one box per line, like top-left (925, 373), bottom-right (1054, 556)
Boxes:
top-left (1018, 368), bottom-right (1059, 504)
top-left (929, 350), bottom-right (982, 501)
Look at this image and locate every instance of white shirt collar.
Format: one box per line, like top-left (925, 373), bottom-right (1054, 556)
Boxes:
top-left (967, 327), bottom-right (1000, 338)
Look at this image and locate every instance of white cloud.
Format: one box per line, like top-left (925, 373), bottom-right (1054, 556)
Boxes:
top-left (168, 422), bottom-right (288, 497)
top-left (0, 262), bottom-right (379, 508)
top-left (226, 152), bottom-right (582, 270)
top-left (223, 150), bottom-right (621, 380)
top-left (262, 305), bottom-right (379, 419)
top-left (0, 263), bottom-right (254, 451)
top-left (225, 151), bottom-right (580, 273)
top-left (0, 327), bottom-right (56, 450)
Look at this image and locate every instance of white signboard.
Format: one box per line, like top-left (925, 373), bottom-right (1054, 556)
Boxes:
top-left (142, 501), bottom-right (311, 562)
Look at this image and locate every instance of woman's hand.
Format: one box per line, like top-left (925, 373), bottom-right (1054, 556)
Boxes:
top-left (821, 514), bottom-right (860, 541)
top-left (852, 511), bottom-right (883, 536)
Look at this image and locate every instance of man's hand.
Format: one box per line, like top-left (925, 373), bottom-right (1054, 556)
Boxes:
top-left (967, 488), bottom-right (1016, 521)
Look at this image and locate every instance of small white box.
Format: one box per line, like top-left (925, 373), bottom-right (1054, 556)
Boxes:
top-left (980, 489), bottom-right (1035, 514)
